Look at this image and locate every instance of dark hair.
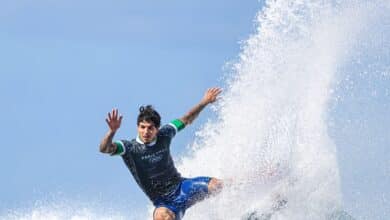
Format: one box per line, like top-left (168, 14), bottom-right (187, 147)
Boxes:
top-left (137, 105), bottom-right (161, 128)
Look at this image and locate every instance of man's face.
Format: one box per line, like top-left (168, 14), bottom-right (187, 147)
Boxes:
top-left (137, 120), bottom-right (158, 144)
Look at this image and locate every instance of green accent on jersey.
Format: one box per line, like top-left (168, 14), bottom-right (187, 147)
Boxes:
top-left (171, 119), bottom-right (185, 131)
top-left (113, 141), bottom-right (125, 155)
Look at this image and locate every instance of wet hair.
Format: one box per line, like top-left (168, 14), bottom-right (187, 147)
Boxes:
top-left (137, 105), bottom-right (161, 128)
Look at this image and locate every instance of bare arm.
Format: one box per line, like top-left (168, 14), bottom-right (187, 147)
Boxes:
top-left (180, 87), bottom-right (222, 125)
top-left (99, 109), bottom-right (123, 154)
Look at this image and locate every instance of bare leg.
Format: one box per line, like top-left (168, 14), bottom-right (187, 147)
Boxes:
top-left (208, 177), bottom-right (224, 195)
top-left (153, 207), bottom-right (176, 220)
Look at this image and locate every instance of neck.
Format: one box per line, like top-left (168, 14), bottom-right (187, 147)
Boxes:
top-left (136, 135), bottom-right (157, 146)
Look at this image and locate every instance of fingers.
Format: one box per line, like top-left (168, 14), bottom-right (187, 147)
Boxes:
top-left (107, 108), bottom-right (121, 122)
top-left (105, 109), bottom-right (123, 131)
top-left (112, 108), bottom-right (117, 119)
top-left (206, 87), bottom-right (222, 103)
top-left (208, 87), bottom-right (222, 95)
top-left (214, 87), bottom-right (222, 95)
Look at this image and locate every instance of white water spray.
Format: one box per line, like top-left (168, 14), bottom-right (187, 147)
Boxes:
top-left (177, 0), bottom-right (388, 219)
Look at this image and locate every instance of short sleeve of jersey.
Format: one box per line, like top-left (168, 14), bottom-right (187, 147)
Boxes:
top-left (159, 119), bottom-right (186, 139)
top-left (111, 140), bottom-right (130, 156)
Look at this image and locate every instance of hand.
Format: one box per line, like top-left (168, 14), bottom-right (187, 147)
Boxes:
top-left (105, 108), bottom-right (123, 132)
top-left (201, 87), bottom-right (222, 105)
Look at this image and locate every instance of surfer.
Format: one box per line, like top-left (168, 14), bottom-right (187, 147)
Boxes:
top-left (99, 87), bottom-right (223, 220)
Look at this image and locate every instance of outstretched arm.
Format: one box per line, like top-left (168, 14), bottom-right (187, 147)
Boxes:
top-left (180, 87), bottom-right (222, 125)
top-left (99, 109), bottom-right (123, 154)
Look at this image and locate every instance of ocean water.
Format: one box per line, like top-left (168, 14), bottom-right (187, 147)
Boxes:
top-left (2, 0), bottom-right (389, 219)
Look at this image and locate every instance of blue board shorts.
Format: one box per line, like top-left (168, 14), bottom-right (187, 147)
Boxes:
top-left (153, 177), bottom-right (211, 220)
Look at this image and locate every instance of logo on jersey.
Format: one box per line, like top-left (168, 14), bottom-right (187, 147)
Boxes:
top-left (141, 149), bottom-right (167, 163)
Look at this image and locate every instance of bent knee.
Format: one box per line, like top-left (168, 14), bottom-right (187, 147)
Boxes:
top-left (208, 178), bottom-right (223, 194)
top-left (154, 207), bottom-right (176, 220)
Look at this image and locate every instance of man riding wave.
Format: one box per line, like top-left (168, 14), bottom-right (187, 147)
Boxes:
top-left (99, 88), bottom-right (223, 220)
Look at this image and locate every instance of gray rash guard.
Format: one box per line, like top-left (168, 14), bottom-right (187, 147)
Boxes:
top-left (112, 119), bottom-right (185, 201)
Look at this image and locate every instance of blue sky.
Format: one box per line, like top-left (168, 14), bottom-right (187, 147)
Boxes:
top-left (0, 0), bottom-right (261, 214)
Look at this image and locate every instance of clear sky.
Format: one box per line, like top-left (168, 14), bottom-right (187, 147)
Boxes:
top-left (1, 0), bottom-right (389, 219)
top-left (0, 0), bottom-right (262, 215)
